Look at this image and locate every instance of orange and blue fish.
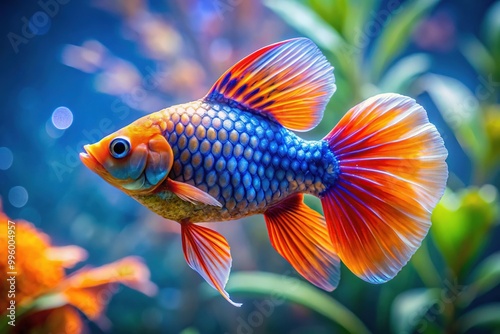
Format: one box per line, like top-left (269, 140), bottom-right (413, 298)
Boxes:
top-left (80, 38), bottom-right (448, 306)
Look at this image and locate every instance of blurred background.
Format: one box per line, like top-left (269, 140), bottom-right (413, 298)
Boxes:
top-left (1, 0), bottom-right (499, 333)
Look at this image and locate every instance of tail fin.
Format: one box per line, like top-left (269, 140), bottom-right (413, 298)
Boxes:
top-left (321, 93), bottom-right (448, 284)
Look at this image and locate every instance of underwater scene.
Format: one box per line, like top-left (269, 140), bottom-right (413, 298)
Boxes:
top-left (1, 0), bottom-right (500, 333)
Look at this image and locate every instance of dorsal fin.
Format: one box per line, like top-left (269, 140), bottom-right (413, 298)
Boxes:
top-left (204, 38), bottom-right (336, 132)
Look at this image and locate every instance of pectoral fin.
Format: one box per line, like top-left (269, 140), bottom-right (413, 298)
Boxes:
top-left (167, 179), bottom-right (222, 207)
top-left (181, 223), bottom-right (241, 307)
top-left (264, 194), bottom-right (341, 291)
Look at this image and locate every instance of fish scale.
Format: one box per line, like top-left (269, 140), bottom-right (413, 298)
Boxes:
top-left (160, 100), bottom-right (338, 221)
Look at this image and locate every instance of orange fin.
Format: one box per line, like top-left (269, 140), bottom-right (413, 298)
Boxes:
top-left (204, 38), bottom-right (335, 132)
top-left (181, 223), bottom-right (241, 307)
top-left (264, 194), bottom-right (341, 291)
top-left (168, 179), bottom-right (222, 207)
top-left (321, 93), bottom-right (448, 284)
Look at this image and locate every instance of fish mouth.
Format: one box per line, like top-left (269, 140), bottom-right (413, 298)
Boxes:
top-left (79, 145), bottom-right (100, 170)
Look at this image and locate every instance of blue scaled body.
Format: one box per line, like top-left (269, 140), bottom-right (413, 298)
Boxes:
top-left (152, 100), bottom-right (338, 222)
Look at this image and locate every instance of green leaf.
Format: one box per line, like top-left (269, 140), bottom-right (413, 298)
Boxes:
top-left (458, 35), bottom-right (496, 77)
top-left (458, 303), bottom-right (500, 332)
top-left (410, 239), bottom-right (441, 288)
top-left (391, 288), bottom-right (441, 334)
top-left (204, 271), bottom-right (371, 334)
top-left (469, 251), bottom-right (500, 298)
top-left (419, 74), bottom-right (489, 164)
top-left (370, 0), bottom-right (439, 82)
top-left (378, 53), bottom-right (431, 93)
top-left (431, 186), bottom-right (499, 277)
top-left (264, 0), bottom-right (347, 53)
top-left (264, 0), bottom-right (362, 101)
top-left (343, 0), bottom-right (377, 44)
top-left (484, 105), bottom-right (500, 170)
top-left (306, 0), bottom-right (348, 35)
top-left (483, 1), bottom-right (500, 60)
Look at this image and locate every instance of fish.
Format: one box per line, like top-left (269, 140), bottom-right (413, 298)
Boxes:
top-left (80, 38), bottom-right (448, 306)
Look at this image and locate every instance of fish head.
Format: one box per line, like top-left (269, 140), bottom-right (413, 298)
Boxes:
top-left (79, 116), bottom-right (173, 194)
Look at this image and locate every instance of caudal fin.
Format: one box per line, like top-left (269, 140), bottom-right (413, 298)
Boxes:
top-left (321, 93), bottom-right (448, 284)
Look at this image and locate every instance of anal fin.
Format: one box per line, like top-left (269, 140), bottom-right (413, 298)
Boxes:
top-left (264, 194), bottom-right (341, 291)
top-left (181, 223), bottom-right (241, 307)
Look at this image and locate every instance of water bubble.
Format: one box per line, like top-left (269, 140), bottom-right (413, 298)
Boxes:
top-left (52, 106), bottom-right (74, 130)
top-left (479, 184), bottom-right (497, 203)
top-left (8, 186), bottom-right (28, 208)
top-left (441, 190), bottom-right (459, 210)
top-left (0, 147), bottom-right (13, 170)
top-left (71, 213), bottom-right (96, 242)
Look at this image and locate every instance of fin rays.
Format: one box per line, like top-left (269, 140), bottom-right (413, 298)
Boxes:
top-left (330, 99), bottom-right (422, 153)
top-left (322, 93), bottom-right (447, 284)
top-left (205, 38), bottom-right (335, 131)
top-left (264, 194), bottom-right (341, 291)
top-left (181, 223), bottom-right (241, 307)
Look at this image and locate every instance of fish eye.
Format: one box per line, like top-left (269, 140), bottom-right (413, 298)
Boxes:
top-left (109, 137), bottom-right (131, 159)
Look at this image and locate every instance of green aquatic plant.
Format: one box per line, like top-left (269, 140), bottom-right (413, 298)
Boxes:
top-left (422, 0), bottom-right (500, 184)
top-left (264, 0), bottom-right (439, 129)
top-left (393, 186), bottom-right (499, 333)
top-left (399, 3), bottom-right (500, 331)
top-left (223, 272), bottom-right (371, 334)
top-left (202, 270), bottom-right (372, 333)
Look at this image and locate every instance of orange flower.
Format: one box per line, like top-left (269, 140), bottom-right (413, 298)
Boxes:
top-left (61, 256), bottom-right (157, 322)
top-left (0, 203), bottom-right (157, 333)
top-left (0, 215), bottom-right (66, 310)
